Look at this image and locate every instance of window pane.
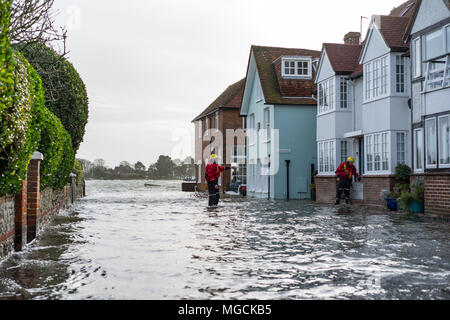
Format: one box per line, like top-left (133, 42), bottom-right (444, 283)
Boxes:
top-left (415, 129), bottom-right (423, 170)
top-left (439, 116), bottom-right (450, 165)
top-left (426, 118), bottom-right (437, 166)
top-left (414, 38), bottom-right (421, 78)
top-left (447, 26), bottom-right (450, 53)
top-left (425, 29), bottom-right (443, 60)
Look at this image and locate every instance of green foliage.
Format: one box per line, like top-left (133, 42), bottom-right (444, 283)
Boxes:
top-left (398, 178), bottom-right (425, 212)
top-left (73, 159), bottom-right (83, 186)
top-left (0, 50), bottom-right (41, 196)
top-left (37, 105), bottom-right (74, 190)
top-left (19, 42), bottom-right (89, 152)
top-left (394, 163), bottom-right (411, 183)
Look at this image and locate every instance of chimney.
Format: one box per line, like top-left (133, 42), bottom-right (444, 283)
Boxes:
top-left (344, 32), bottom-right (361, 45)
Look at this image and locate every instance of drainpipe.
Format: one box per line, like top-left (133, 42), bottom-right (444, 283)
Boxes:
top-left (286, 160), bottom-right (291, 201)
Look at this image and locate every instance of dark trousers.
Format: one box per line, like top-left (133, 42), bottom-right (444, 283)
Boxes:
top-left (208, 181), bottom-right (220, 206)
top-left (336, 179), bottom-right (352, 203)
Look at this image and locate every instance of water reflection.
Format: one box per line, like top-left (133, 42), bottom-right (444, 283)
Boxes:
top-left (0, 180), bottom-right (449, 300)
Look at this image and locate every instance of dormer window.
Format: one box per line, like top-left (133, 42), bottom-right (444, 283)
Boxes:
top-left (281, 57), bottom-right (312, 79)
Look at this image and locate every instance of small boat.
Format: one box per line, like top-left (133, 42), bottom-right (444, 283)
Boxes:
top-left (144, 183), bottom-right (159, 187)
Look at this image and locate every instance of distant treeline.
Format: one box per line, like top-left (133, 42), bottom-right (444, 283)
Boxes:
top-left (79, 155), bottom-right (195, 180)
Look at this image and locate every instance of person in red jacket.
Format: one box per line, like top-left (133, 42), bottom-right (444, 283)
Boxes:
top-left (335, 157), bottom-right (361, 205)
top-left (205, 154), bottom-right (232, 207)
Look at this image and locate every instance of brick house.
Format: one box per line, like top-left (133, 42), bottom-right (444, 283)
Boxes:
top-left (315, 1), bottom-right (417, 206)
top-left (404, 0), bottom-right (450, 216)
top-left (240, 45), bottom-right (320, 200)
top-left (192, 78), bottom-right (246, 193)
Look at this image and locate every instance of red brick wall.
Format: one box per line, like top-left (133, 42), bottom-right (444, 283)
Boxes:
top-left (14, 180), bottom-right (27, 250)
top-left (194, 109), bottom-right (245, 193)
top-left (315, 176), bottom-right (337, 203)
top-left (362, 175), bottom-right (396, 206)
top-left (422, 174), bottom-right (450, 216)
top-left (27, 159), bottom-right (40, 243)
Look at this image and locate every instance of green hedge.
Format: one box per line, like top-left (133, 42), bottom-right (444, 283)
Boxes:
top-left (20, 43), bottom-right (89, 152)
top-left (73, 159), bottom-right (83, 186)
top-left (0, 24), bottom-right (41, 195)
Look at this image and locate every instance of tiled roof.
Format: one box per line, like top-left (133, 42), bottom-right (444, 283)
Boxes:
top-left (251, 45), bottom-right (321, 106)
top-left (323, 43), bottom-right (362, 75)
top-left (389, 0), bottom-right (416, 17)
top-left (192, 78), bottom-right (245, 122)
top-left (375, 15), bottom-right (411, 52)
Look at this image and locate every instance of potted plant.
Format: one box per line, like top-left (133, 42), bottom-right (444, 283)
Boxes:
top-left (386, 164), bottom-right (412, 211)
top-left (398, 178), bottom-right (424, 213)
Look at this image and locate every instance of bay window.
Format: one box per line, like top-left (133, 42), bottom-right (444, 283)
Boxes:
top-left (438, 115), bottom-right (450, 167)
top-left (425, 118), bottom-right (437, 168)
top-left (396, 56), bottom-right (405, 93)
top-left (447, 25), bottom-right (450, 53)
top-left (318, 140), bottom-right (335, 174)
top-left (318, 78), bottom-right (334, 113)
top-left (364, 55), bottom-right (389, 101)
top-left (396, 132), bottom-right (406, 165)
top-left (366, 132), bottom-right (390, 173)
top-left (414, 128), bottom-right (424, 172)
top-left (340, 140), bottom-right (348, 164)
top-left (340, 78), bottom-right (348, 109)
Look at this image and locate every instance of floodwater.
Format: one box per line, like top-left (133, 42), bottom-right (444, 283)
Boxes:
top-left (0, 180), bottom-right (449, 300)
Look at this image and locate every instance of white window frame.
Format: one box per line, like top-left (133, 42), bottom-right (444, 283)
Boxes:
top-left (205, 117), bottom-right (209, 136)
top-left (339, 77), bottom-right (348, 109)
top-left (364, 55), bottom-right (390, 102)
top-left (197, 163), bottom-right (202, 183)
top-left (318, 140), bottom-right (335, 174)
top-left (425, 28), bottom-right (444, 61)
top-left (365, 132), bottom-right (391, 174)
top-left (438, 114), bottom-right (450, 168)
top-left (395, 55), bottom-right (406, 93)
top-left (264, 107), bottom-right (271, 142)
top-left (414, 128), bottom-right (424, 173)
top-left (318, 77), bottom-right (335, 114)
top-left (215, 112), bottom-right (219, 132)
top-left (425, 117), bottom-right (437, 169)
top-left (396, 132), bottom-right (406, 166)
top-left (446, 24), bottom-right (450, 54)
top-left (340, 140), bottom-right (348, 164)
top-left (413, 37), bottom-right (422, 78)
top-left (281, 56), bottom-right (312, 79)
top-left (198, 120), bottom-right (202, 139)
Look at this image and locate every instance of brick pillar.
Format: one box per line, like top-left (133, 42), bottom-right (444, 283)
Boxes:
top-left (27, 152), bottom-right (44, 243)
top-left (14, 180), bottom-right (27, 251)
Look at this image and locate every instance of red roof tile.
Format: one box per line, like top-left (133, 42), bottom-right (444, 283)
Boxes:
top-left (192, 78), bottom-right (245, 122)
top-left (251, 45), bottom-right (321, 106)
top-left (376, 15), bottom-right (411, 52)
top-left (323, 43), bottom-right (362, 75)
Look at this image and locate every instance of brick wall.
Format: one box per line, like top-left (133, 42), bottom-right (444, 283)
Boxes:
top-left (0, 196), bottom-right (15, 258)
top-left (416, 173), bottom-right (450, 216)
top-left (195, 108), bottom-right (245, 193)
top-left (315, 176), bottom-right (337, 203)
top-left (361, 175), bottom-right (396, 206)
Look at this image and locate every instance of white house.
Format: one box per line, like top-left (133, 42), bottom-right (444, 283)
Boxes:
top-left (404, 0), bottom-right (450, 215)
top-left (315, 2), bottom-right (416, 205)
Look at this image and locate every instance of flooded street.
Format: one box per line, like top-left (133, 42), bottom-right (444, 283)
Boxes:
top-left (0, 180), bottom-right (449, 300)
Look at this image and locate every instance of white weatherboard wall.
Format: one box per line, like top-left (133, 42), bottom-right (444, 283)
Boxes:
top-left (360, 23), bottom-right (389, 64)
top-left (410, 0), bottom-right (450, 35)
top-left (316, 50), bottom-right (335, 83)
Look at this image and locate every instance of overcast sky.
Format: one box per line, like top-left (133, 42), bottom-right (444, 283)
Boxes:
top-left (53, 0), bottom-right (409, 168)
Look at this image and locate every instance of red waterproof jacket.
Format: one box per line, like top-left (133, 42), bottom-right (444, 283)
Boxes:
top-left (335, 162), bottom-right (359, 180)
top-left (205, 163), bottom-right (225, 182)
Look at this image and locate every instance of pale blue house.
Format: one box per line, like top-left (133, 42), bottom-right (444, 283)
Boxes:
top-left (240, 46), bottom-right (321, 200)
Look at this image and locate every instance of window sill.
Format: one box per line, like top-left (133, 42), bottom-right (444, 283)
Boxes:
top-left (421, 85), bottom-right (450, 94)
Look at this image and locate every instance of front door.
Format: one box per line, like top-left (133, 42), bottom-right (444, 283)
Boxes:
top-left (351, 138), bottom-right (364, 201)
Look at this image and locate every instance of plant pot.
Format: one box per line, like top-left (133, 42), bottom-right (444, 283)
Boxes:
top-left (410, 201), bottom-right (424, 213)
top-left (386, 198), bottom-right (398, 211)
